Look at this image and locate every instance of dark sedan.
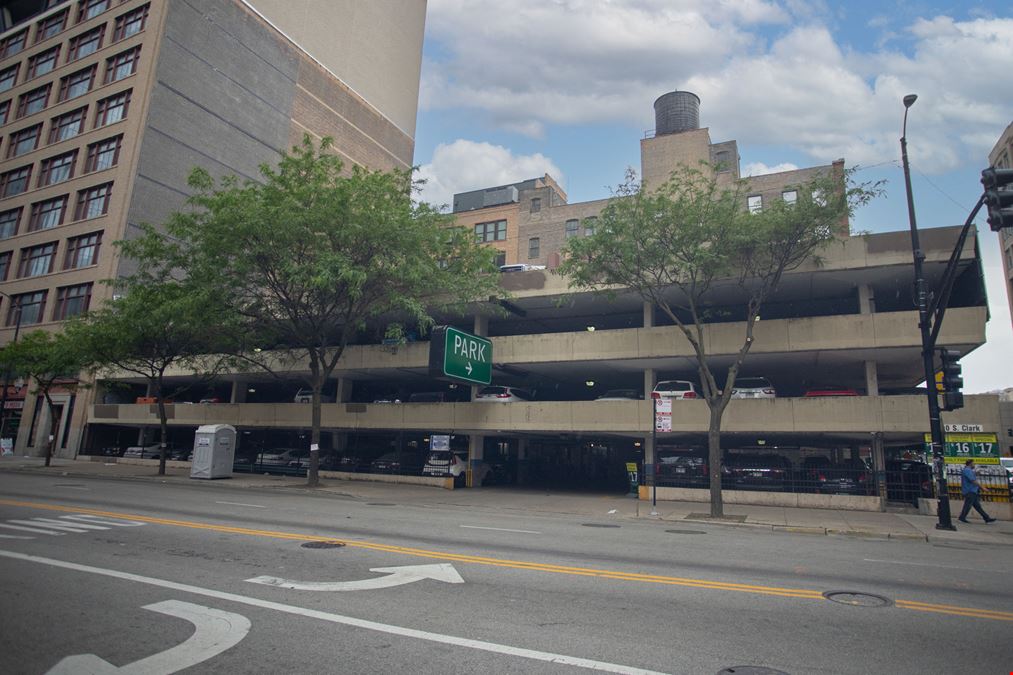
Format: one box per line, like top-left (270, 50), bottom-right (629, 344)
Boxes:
top-left (723, 453), bottom-right (791, 491)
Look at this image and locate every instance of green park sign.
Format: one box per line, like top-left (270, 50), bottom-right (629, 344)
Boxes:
top-left (428, 326), bottom-right (492, 385)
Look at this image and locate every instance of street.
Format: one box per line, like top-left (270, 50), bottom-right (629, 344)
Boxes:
top-left (0, 472), bottom-right (1011, 674)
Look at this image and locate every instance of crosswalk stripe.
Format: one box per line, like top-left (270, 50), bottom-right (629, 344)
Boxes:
top-left (60, 515), bottom-right (145, 527)
top-left (8, 519), bottom-right (104, 533)
top-left (0, 523), bottom-right (64, 535)
top-left (30, 518), bottom-right (111, 531)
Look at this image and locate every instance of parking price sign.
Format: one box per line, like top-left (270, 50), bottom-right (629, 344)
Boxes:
top-left (428, 326), bottom-right (493, 386)
top-left (924, 432), bottom-right (999, 465)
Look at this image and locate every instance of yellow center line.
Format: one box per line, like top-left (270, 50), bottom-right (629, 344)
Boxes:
top-left (1, 498), bottom-right (1007, 620)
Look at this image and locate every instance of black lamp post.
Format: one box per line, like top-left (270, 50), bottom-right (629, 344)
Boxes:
top-left (899, 93), bottom-right (956, 530)
top-left (0, 290), bottom-right (24, 444)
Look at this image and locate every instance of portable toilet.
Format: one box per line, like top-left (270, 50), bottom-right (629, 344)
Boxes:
top-left (190, 424), bottom-right (236, 479)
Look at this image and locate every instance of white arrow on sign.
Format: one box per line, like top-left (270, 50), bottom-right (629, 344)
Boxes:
top-left (47, 600), bottom-right (250, 674)
top-left (246, 563), bottom-right (464, 591)
top-left (465, 362), bottom-right (473, 375)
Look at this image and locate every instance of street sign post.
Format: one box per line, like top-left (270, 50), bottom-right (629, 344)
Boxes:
top-left (428, 326), bottom-right (493, 386)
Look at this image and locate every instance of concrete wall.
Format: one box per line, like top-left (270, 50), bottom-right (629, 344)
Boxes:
top-left (644, 485), bottom-right (882, 512)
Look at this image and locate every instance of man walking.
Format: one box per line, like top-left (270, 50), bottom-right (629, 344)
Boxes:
top-left (958, 458), bottom-right (996, 524)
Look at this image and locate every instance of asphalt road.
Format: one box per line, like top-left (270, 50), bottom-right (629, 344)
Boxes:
top-left (0, 473), bottom-right (1010, 674)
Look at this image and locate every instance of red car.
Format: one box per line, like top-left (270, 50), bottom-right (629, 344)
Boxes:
top-left (804, 386), bottom-right (860, 397)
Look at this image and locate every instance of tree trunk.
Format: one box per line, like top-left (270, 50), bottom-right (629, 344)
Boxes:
top-left (707, 402), bottom-right (725, 518)
top-left (155, 379), bottom-right (167, 476)
top-left (308, 385), bottom-right (321, 488)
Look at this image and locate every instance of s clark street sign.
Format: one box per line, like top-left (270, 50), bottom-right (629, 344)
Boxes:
top-left (428, 326), bottom-right (493, 385)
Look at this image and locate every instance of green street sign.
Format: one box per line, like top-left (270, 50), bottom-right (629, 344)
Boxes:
top-left (428, 326), bottom-right (492, 385)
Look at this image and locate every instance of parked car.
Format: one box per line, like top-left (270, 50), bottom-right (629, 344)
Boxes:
top-left (800, 457), bottom-right (872, 495)
top-left (1001, 458), bottom-right (1013, 488)
top-left (474, 386), bottom-right (534, 402)
top-left (730, 377), bottom-right (776, 399)
top-left (293, 389), bottom-right (334, 403)
top-left (407, 391), bottom-right (454, 403)
top-left (595, 389), bottom-right (641, 401)
top-left (168, 447), bottom-right (193, 461)
top-left (319, 452), bottom-right (370, 472)
top-left (804, 386), bottom-right (860, 397)
top-left (422, 450), bottom-right (465, 478)
top-left (199, 397), bottom-right (223, 404)
top-left (651, 380), bottom-right (700, 400)
top-left (723, 453), bottom-right (791, 491)
top-left (258, 448), bottom-right (308, 466)
top-left (370, 451), bottom-right (425, 475)
top-left (123, 444), bottom-right (164, 460)
top-left (499, 264), bottom-right (546, 272)
top-left (885, 459), bottom-right (933, 505)
top-left (655, 448), bottom-right (708, 487)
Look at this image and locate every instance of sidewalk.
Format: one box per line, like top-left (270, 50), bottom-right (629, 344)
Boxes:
top-left (3, 455), bottom-right (1011, 546)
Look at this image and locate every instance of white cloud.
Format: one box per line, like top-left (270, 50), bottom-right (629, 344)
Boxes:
top-left (423, 3), bottom-right (1013, 174)
top-left (743, 161), bottom-right (800, 176)
top-left (416, 139), bottom-right (565, 210)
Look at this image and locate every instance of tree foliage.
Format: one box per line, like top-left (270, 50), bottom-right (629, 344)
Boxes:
top-left (560, 164), bottom-right (878, 516)
top-left (125, 135), bottom-right (500, 485)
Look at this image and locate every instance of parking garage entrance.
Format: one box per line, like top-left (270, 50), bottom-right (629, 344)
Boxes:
top-left (491, 436), bottom-right (643, 493)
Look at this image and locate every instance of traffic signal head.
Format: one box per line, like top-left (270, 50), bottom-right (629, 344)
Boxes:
top-left (939, 348), bottom-right (964, 411)
top-left (981, 167), bottom-right (1013, 231)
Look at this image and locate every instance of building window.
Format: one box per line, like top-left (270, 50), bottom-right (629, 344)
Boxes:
top-left (565, 219), bottom-right (579, 238)
top-left (0, 251), bottom-right (10, 281)
top-left (53, 283), bottom-right (92, 320)
top-left (19, 242), bottom-right (57, 278)
top-left (85, 135), bottom-right (121, 172)
top-left (782, 190), bottom-right (798, 206)
top-left (94, 90), bottom-right (130, 127)
top-left (494, 252), bottom-right (506, 267)
top-left (1, 30), bottom-right (29, 58)
top-left (29, 196), bottom-right (68, 231)
top-left (713, 150), bottom-right (732, 171)
top-left (7, 291), bottom-right (47, 326)
top-left (9, 124), bottom-right (43, 157)
top-left (68, 26), bottom-right (105, 61)
top-left (0, 100), bottom-right (9, 126)
top-left (39, 150), bottom-right (77, 187)
top-left (36, 10), bottom-right (69, 43)
top-left (48, 107), bottom-right (87, 143)
top-left (0, 208), bottom-right (21, 238)
top-left (812, 188), bottom-right (827, 207)
top-left (747, 195), bottom-right (762, 214)
top-left (0, 65), bottom-right (20, 93)
top-left (58, 66), bottom-right (96, 101)
top-left (584, 216), bottom-right (597, 236)
top-left (17, 85), bottom-right (51, 118)
top-left (0, 165), bottom-right (33, 197)
top-left (104, 46), bottom-right (139, 83)
top-left (75, 182), bottom-right (112, 219)
top-left (528, 237), bottom-right (540, 259)
top-left (474, 219), bottom-right (506, 242)
top-left (64, 231), bottom-right (101, 268)
top-left (530, 197), bottom-right (541, 213)
top-left (113, 4), bottom-right (149, 41)
top-left (78, 0), bottom-right (110, 22)
top-left (28, 47), bottom-right (61, 79)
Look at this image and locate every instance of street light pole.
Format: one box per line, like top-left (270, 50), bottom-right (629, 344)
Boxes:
top-left (0, 290), bottom-right (24, 444)
top-left (899, 94), bottom-right (956, 531)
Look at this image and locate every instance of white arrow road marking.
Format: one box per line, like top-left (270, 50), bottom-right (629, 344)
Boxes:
top-left (46, 600), bottom-right (250, 674)
top-left (246, 563), bottom-right (464, 591)
top-left (1, 549), bottom-right (664, 675)
top-left (465, 362), bottom-right (473, 375)
top-left (8, 519), bottom-right (109, 533)
top-left (0, 522), bottom-right (65, 535)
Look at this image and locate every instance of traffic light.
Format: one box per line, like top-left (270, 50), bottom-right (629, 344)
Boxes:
top-left (938, 348), bottom-right (963, 411)
top-left (981, 167), bottom-right (1013, 231)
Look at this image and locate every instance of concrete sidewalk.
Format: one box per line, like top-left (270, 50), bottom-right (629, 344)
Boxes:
top-left (3, 455), bottom-right (1011, 546)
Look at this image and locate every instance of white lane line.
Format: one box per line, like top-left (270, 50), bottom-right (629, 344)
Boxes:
top-left (0, 523), bottom-right (64, 535)
top-left (0, 549), bottom-right (666, 675)
top-left (52, 486), bottom-right (89, 490)
top-left (8, 519), bottom-right (108, 533)
top-left (0, 534), bottom-right (33, 539)
top-left (863, 558), bottom-right (995, 572)
top-left (460, 525), bottom-right (542, 535)
top-left (215, 501), bottom-right (266, 509)
top-left (60, 515), bottom-right (146, 527)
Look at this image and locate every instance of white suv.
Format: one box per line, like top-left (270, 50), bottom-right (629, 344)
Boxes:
top-left (474, 386), bottom-right (534, 402)
top-left (651, 380), bottom-right (700, 400)
top-left (730, 377), bottom-right (776, 399)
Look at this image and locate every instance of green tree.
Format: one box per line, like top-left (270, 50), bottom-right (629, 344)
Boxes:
top-left (130, 135), bottom-right (499, 486)
top-left (560, 165), bottom-right (877, 517)
top-left (69, 280), bottom-right (238, 476)
top-left (0, 330), bottom-right (85, 467)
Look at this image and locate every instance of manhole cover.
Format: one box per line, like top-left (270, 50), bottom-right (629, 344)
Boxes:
top-left (823, 591), bottom-right (892, 607)
top-left (301, 540), bottom-right (346, 549)
top-left (717, 668), bottom-right (789, 675)
top-left (366, 503), bottom-right (396, 506)
top-left (581, 523), bottom-right (620, 528)
top-left (666, 529), bottom-right (707, 535)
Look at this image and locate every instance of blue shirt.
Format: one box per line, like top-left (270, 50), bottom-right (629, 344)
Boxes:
top-left (961, 466), bottom-right (979, 495)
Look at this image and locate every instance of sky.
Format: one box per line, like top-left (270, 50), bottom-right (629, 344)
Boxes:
top-left (411, 0), bottom-right (1013, 394)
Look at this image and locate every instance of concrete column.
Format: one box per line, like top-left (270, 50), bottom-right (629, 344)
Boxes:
top-left (865, 361), bottom-right (879, 397)
top-left (858, 284), bottom-right (875, 314)
top-left (230, 380), bottom-right (247, 404)
top-left (871, 432), bottom-right (887, 511)
top-left (331, 432), bottom-right (347, 453)
top-left (471, 315), bottom-right (489, 400)
top-left (643, 368), bottom-right (656, 400)
top-left (468, 433), bottom-right (485, 487)
top-left (643, 301), bottom-right (655, 328)
top-left (516, 437), bottom-right (528, 485)
top-left (335, 378), bottom-right (353, 403)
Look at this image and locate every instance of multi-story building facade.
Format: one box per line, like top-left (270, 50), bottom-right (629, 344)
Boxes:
top-left (0, 0), bottom-right (426, 454)
top-left (989, 120), bottom-right (1013, 329)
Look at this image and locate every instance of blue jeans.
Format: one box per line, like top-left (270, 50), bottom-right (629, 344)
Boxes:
top-left (959, 492), bottom-right (992, 521)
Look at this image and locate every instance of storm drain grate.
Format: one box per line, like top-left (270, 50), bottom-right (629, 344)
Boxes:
top-left (581, 523), bottom-right (621, 528)
top-left (717, 668), bottom-right (790, 675)
top-left (301, 540), bottom-right (346, 549)
top-left (665, 529), bottom-right (707, 535)
top-left (822, 590), bottom-right (891, 608)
